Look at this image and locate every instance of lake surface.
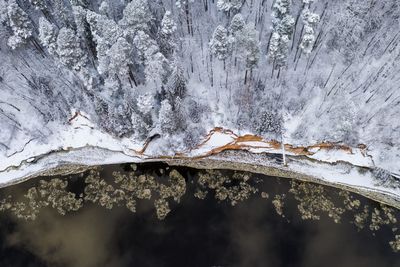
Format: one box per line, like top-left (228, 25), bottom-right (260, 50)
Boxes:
top-left (0, 163), bottom-right (399, 267)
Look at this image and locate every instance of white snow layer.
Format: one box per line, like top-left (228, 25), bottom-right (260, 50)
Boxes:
top-left (1, 117), bottom-right (398, 204)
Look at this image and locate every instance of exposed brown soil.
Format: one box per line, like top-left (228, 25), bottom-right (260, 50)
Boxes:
top-left (144, 127), bottom-right (368, 160)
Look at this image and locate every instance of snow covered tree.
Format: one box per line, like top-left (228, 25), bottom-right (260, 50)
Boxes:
top-left (134, 30), bottom-right (158, 63)
top-left (0, 0), bottom-right (8, 24)
top-left (160, 11), bottom-right (177, 36)
top-left (158, 99), bottom-right (175, 134)
top-left (137, 93), bottom-right (154, 115)
top-left (268, 0), bottom-right (295, 68)
top-left (56, 27), bottom-right (87, 71)
top-left (171, 96), bottom-right (187, 132)
top-left (51, 0), bottom-right (73, 27)
top-left (185, 99), bottom-right (205, 124)
top-left (29, 0), bottom-right (47, 10)
top-left (245, 38), bottom-right (260, 70)
top-left (145, 52), bottom-right (169, 85)
top-left (71, 5), bottom-right (99, 70)
top-left (175, 0), bottom-right (185, 9)
top-left (175, 0), bottom-right (194, 35)
top-left (131, 111), bottom-right (151, 140)
top-left (132, 93), bottom-right (155, 138)
top-left (251, 98), bottom-right (283, 137)
top-left (95, 94), bottom-right (135, 138)
top-left (242, 25), bottom-right (260, 70)
top-left (217, 0), bottom-right (243, 13)
top-left (209, 25), bottom-right (232, 61)
top-left (158, 97), bottom-right (186, 135)
top-left (327, 100), bottom-right (357, 144)
top-left (229, 13), bottom-right (245, 34)
top-left (183, 124), bottom-right (206, 149)
top-left (6, 0), bottom-right (33, 49)
top-left (230, 20), bottom-right (260, 71)
top-left (253, 111), bottom-right (283, 136)
top-left (87, 10), bottom-right (122, 43)
top-left (107, 37), bottom-right (132, 79)
top-left (71, 5), bottom-right (87, 37)
top-left (268, 32), bottom-right (284, 65)
top-left (99, 1), bottom-right (111, 18)
top-left (107, 101), bottom-right (133, 137)
top-left (300, 8), bottom-right (320, 54)
top-left (69, 0), bottom-right (89, 8)
top-left (119, 0), bottom-right (153, 34)
top-left (38, 17), bottom-right (58, 56)
top-left (102, 76), bottom-right (120, 96)
top-left (165, 64), bottom-right (187, 101)
top-left (159, 10), bottom-right (177, 56)
top-left (86, 10), bottom-right (123, 75)
top-left (134, 30), bottom-right (169, 84)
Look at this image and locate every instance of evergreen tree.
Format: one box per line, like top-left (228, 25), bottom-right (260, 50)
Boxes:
top-left (268, 32), bottom-right (288, 67)
top-left (145, 52), bottom-right (169, 85)
top-left (108, 37), bottom-right (132, 79)
top-left (300, 8), bottom-right (320, 54)
top-left (119, 0), bottom-right (153, 34)
top-left (56, 27), bottom-right (87, 71)
top-left (53, 0), bottom-right (73, 27)
top-left (158, 10), bottom-right (177, 57)
top-left (166, 64), bottom-right (187, 101)
top-left (158, 97), bottom-right (186, 135)
top-left (186, 99), bottom-right (204, 124)
top-left (268, 0), bottom-right (295, 68)
top-left (0, 0), bottom-right (8, 24)
top-left (6, 0), bottom-right (33, 49)
top-left (158, 99), bottom-right (174, 134)
top-left (243, 26), bottom-right (260, 69)
top-left (86, 10), bottom-right (123, 75)
top-left (184, 124), bottom-right (206, 149)
top-left (72, 5), bottom-right (99, 69)
top-left (230, 21), bottom-right (260, 70)
top-left (71, 5), bottom-right (87, 38)
top-left (229, 13), bottom-right (245, 34)
top-left (38, 17), bottom-right (58, 56)
top-left (133, 30), bottom-right (159, 63)
top-left (217, 0), bottom-right (243, 12)
top-left (134, 30), bottom-right (168, 84)
top-left (137, 93), bottom-right (154, 115)
top-left (131, 111), bottom-right (151, 140)
top-left (160, 11), bottom-right (177, 36)
top-left (175, 0), bottom-right (194, 9)
top-left (108, 101), bottom-right (133, 137)
top-left (99, 1), bottom-right (111, 18)
top-left (29, 0), bottom-right (47, 10)
top-left (172, 96), bottom-right (187, 131)
top-left (209, 25), bottom-right (232, 61)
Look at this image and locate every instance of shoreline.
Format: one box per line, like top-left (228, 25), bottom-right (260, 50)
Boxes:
top-left (1, 147), bottom-right (399, 209)
top-left (165, 156), bottom-right (400, 210)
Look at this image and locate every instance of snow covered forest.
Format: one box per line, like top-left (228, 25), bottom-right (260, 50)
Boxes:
top-left (0, 0), bottom-right (400, 175)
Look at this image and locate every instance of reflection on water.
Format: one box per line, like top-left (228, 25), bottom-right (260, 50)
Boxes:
top-left (0, 163), bottom-right (399, 267)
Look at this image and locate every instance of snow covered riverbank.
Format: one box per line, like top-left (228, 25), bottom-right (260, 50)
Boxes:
top-left (0, 114), bottom-right (399, 209)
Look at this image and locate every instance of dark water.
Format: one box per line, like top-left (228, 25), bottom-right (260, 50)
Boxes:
top-left (0, 163), bottom-right (399, 267)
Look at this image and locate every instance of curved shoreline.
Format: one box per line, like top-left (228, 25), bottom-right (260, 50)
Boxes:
top-left (1, 147), bottom-right (399, 210)
top-left (165, 156), bottom-right (400, 210)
